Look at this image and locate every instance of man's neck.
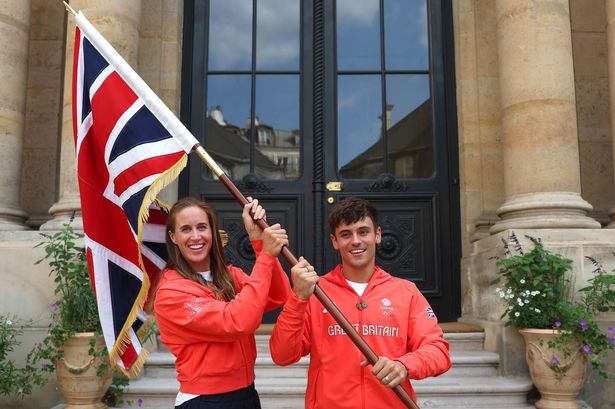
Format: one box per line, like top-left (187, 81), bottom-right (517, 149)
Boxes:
top-left (341, 264), bottom-right (375, 283)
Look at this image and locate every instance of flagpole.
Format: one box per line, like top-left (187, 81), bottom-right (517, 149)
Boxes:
top-left (195, 148), bottom-right (418, 409)
top-left (63, 1), bottom-right (77, 16)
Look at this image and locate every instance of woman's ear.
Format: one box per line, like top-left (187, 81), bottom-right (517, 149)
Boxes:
top-left (169, 230), bottom-right (177, 245)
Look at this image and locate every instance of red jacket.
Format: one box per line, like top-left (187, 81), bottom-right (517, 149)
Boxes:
top-left (270, 265), bottom-right (451, 409)
top-left (154, 240), bottom-right (290, 394)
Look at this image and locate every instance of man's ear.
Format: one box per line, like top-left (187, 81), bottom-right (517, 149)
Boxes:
top-left (375, 226), bottom-right (382, 244)
top-left (330, 233), bottom-right (339, 250)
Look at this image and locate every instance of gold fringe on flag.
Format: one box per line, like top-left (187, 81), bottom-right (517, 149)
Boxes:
top-left (108, 153), bottom-right (188, 377)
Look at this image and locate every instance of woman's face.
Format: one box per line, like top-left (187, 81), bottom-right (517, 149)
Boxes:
top-left (169, 205), bottom-right (213, 272)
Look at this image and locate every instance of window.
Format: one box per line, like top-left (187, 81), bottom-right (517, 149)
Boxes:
top-left (336, 0), bottom-right (434, 179)
top-left (203, 0), bottom-right (301, 180)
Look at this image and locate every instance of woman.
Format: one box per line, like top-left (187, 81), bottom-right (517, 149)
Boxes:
top-left (154, 197), bottom-right (290, 409)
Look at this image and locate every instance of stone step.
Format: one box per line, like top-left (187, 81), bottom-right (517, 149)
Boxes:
top-left (120, 373), bottom-right (535, 409)
top-left (120, 326), bottom-right (537, 408)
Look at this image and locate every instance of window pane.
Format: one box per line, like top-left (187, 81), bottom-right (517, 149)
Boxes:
top-left (386, 74), bottom-right (433, 178)
top-left (338, 75), bottom-right (384, 179)
top-left (255, 75), bottom-right (301, 180)
top-left (209, 0), bottom-right (252, 70)
top-left (384, 0), bottom-right (429, 70)
top-left (205, 75), bottom-right (252, 179)
top-left (336, 0), bottom-right (380, 70)
top-left (256, 0), bottom-right (300, 70)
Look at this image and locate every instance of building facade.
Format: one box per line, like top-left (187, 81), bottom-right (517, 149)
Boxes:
top-left (0, 0), bottom-right (614, 407)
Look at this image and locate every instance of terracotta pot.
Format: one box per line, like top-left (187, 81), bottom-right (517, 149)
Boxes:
top-left (55, 333), bottom-right (112, 409)
top-left (519, 329), bottom-right (586, 409)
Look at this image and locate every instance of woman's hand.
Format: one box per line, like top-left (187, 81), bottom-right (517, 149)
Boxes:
top-left (291, 257), bottom-right (319, 300)
top-left (242, 197), bottom-right (266, 241)
top-left (261, 224), bottom-right (288, 257)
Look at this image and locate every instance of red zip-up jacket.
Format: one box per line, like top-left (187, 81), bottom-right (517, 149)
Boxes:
top-left (270, 265), bottom-right (451, 409)
top-left (154, 240), bottom-right (290, 394)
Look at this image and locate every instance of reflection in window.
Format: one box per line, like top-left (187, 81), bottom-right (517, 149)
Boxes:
top-left (384, 0), bottom-right (429, 70)
top-left (336, 0), bottom-right (380, 70)
top-left (256, 0), bottom-right (300, 70)
top-left (336, 0), bottom-right (434, 180)
top-left (255, 75), bottom-right (301, 179)
top-left (337, 76), bottom-right (383, 179)
top-left (204, 0), bottom-right (301, 181)
top-left (386, 75), bottom-right (433, 178)
top-left (209, 0), bottom-right (253, 70)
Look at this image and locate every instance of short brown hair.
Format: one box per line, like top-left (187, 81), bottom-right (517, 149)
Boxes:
top-left (328, 197), bottom-right (378, 233)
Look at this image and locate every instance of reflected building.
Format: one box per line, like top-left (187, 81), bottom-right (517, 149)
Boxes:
top-left (340, 100), bottom-right (433, 179)
top-left (206, 106), bottom-right (300, 180)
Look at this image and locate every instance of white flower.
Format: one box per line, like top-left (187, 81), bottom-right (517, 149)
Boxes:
top-left (520, 279), bottom-right (526, 284)
top-left (507, 289), bottom-right (512, 294)
top-left (499, 292), bottom-right (506, 298)
top-left (515, 312), bottom-right (520, 317)
top-left (5, 320), bottom-right (12, 326)
top-left (525, 290), bottom-right (530, 295)
top-left (495, 288), bottom-right (501, 293)
top-left (524, 299), bottom-right (529, 304)
top-left (534, 308), bottom-right (541, 313)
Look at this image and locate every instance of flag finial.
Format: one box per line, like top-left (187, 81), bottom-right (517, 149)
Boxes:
top-left (63, 1), bottom-right (77, 16)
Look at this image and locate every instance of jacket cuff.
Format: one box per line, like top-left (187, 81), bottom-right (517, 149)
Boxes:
top-left (251, 239), bottom-right (263, 252)
top-left (255, 251), bottom-right (276, 266)
top-left (286, 291), bottom-right (309, 312)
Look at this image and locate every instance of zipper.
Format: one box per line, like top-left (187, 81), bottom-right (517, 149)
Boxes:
top-left (358, 295), bottom-right (366, 409)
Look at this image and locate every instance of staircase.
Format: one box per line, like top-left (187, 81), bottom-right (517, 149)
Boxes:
top-left (120, 323), bottom-right (536, 408)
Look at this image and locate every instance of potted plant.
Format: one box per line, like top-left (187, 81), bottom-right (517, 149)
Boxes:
top-left (28, 223), bottom-right (113, 408)
top-left (491, 233), bottom-right (615, 409)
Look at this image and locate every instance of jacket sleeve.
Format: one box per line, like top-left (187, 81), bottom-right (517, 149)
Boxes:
top-left (269, 291), bottom-right (312, 366)
top-left (154, 253), bottom-right (275, 344)
top-left (394, 284), bottom-right (451, 380)
top-left (250, 240), bottom-right (290, 310)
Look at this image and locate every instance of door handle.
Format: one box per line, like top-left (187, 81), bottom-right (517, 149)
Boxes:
top-left (326, 181), bottom-right (343, 191)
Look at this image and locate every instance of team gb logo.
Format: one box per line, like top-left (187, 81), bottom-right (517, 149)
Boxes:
top-left (380, 298), bottom-right (393, 316)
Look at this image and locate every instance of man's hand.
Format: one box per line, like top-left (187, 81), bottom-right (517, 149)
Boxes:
top-left (291, 257), bottom-right (319, 300)
top-left (361, 356), bottom-right (408, 388)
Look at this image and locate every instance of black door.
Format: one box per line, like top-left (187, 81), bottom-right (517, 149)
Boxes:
top-left (180, 0), bottom-right (460, 322)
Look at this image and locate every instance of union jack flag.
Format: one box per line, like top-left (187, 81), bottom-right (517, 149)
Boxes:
top-left (72, 12), bottom-right (197, 375)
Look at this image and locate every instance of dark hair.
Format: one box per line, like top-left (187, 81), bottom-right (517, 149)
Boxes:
top-left (164, 197), bottom-right (236, 301)
top-left (328, 197), bottom-right (378, 234)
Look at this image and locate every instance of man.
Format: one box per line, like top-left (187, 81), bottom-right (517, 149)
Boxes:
top-left (270, 197), bottom-right (451, 408)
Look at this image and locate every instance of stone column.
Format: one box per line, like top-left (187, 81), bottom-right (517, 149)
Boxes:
top-left (0, 1), bottom-right (31, 230)
top-left (41, 0), bottom-right (143, 230)
top-left (491, 0), bottom-right (600, 233)
top-left (606, 0), bottom-right (615, 228)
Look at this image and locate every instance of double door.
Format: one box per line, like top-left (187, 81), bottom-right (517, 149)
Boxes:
top-left (180, 0), bottom-right (460, 321)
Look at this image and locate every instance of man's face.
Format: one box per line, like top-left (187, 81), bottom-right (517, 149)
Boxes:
top-left (330, 217), bottom-right (381, 272)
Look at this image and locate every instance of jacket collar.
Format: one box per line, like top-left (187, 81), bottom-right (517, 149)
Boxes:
top-left (324, 264), bottom-right (392, 290)
top-left (159, 268), bottom-right (215, 297)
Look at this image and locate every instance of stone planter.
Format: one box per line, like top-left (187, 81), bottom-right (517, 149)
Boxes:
top-left (55, 333), bottom-right (112, 409)
top-left (519, 329), bottom-right (586, 409)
